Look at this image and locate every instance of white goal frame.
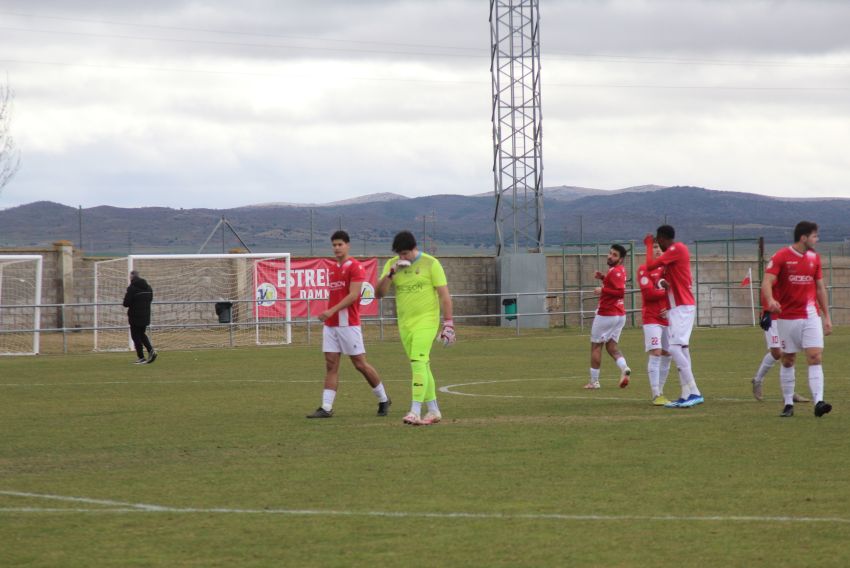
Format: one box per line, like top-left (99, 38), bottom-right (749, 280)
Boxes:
top-left (94, 253), bottom-right (291, 351)
top-left (0, 255), bottom-right (43, 356)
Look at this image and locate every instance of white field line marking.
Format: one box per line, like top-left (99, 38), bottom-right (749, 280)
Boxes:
top-left (1, 491), bottom-right (848, 524)
top-left (439, 377), bottom-right (767, 403)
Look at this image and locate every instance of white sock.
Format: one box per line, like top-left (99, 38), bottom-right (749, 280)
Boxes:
top-left (648, 355), bottom-right (661, 397)
top-left (780, 365), bottom-right (795, 406)
top-left (659, 355), bottom-right (672, 392)
top-left (426, 399), bottom-right (440, 414)
top-left (321, 389), bottom-right (336, 412)
top-left (808, 364), bottom-right (824, 404)
top-left (410, 401), bottom-right (422, 416)
top-left (372, 383), bottom-right (388, 402)
top-left (590, 368), bottom-right (600, 384)
top-left (669, 344), bottom-right (699, 398)
top-left (754, 352), bottom-right (778, 383)
top-left (615, 356), bottom-right (629, 372)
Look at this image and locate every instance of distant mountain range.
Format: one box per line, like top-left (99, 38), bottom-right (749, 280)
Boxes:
top-left (1, 185), bottom-right (848, 254)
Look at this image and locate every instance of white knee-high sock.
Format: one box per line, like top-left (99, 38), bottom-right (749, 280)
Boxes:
top-left (589, 368), bottom-right (600, 384)
top-left (648, 355), bottom-right (661, 397)
top-left (779, 365), bottom-right (796, 406)
top-left (372, 383), bottom-right (388, 402)
top-left (669, 344), bottom-right (699, 398)
top-left (322, 389), bottom-right (336, 411)
top-left (615, 356), bottom-right (629, 371)
top-left (808, 364), bottom-right (824, 404)
top-left (659, 355), bottom-right (672, 392)
top-left (754, 352), bottom-right (778, 383)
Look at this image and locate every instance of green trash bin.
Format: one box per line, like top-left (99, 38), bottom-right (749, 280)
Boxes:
top-left (502, 298), bottom-right (517, 321)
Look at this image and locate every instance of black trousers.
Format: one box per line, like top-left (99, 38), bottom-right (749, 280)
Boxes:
top-left (130, 325), bottom-right (153, 358)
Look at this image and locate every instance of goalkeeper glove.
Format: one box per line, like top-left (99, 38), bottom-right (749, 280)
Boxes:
top-left (438, 320), bottom-right (456, 347)
top-left (759, 310), bottom-right (772, 332)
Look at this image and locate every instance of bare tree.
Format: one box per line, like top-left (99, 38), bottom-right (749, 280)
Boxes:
top-left (0, 78), bottom-right (21, 192)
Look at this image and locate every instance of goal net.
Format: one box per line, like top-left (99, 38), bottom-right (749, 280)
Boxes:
top-left (0, 255), bottom-right (43, 356)
top-left (94, 253), bottom-right (291, 352)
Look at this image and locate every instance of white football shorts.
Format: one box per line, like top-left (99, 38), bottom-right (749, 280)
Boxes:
top-left (643, 323), bottom-right (669, 353)
top-left (764, 319), bottom-right (780, 350)
top-left (777, 317), bottom-right (823, 354)
top-left (323, 325), bottom-right (366, 356)
top-left (667, 305), bottom-right (696, 346)
top-left (591, 315), bottom-right (626, 344)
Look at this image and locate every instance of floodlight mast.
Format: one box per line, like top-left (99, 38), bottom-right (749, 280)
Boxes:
top-left (490, 0), bottom-right (544, 255)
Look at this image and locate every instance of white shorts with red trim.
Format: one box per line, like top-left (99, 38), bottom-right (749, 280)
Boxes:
top-left (667, 305), bottom-right (696, 346)
top-left (591, 315), bottom-right (626, 344)
top-left (777, 317), bottom-right (823, 353)
top-left (323, 325), bottom-right (366, 356)
top-left (643, 324), bottom-right (669, 352)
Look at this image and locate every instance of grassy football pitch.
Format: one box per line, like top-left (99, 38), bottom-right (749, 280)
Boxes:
top-left (2, 326), bottom-right (849, 567)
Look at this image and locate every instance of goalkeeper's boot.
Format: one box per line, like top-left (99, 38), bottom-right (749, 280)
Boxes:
top-left (402, 412), bottom-right (422, 426)
top-left (814, 400), bottom-right (832, 418)
top-left (752, 379), bottom-right (764, 401)
top-left (147, 350), bottom-right (158, 364)
top-left (377, 398), bottom-right (392, 417)
top-left (792, 392), bottom-right (810, 403)
top-left (652, 395), bottom-right (671, 406)
top-left (618, 367), bottom-right (631, 388)
top-left (133, 357), bottom-right (147, 365)
top-left (679, 393), bottom-right (705, 408)
top-left (583, 382), bottom-right (601, 390)
top-left (306, 407), bottom-right (333, 419)
top-left (421, 411), bottom-right (442, 425)
top-left (664, 397), bottom-right (687, 408)
top-left (780, 404), bottom-right (794, 418)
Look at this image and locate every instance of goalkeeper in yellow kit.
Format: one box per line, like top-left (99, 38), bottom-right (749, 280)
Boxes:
top-left (376, 230), bottom-right (455, 426)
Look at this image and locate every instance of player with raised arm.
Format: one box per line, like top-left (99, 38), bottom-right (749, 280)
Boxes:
top-left (643, 225), bottom-right (704, 408)
top-left (585, 244), bottom-right (632, 390)
top-left (762, 221), bottom-right (832, 418)
top-left (638, 240), bottom-right (672, 405)
top-left (375, 230), bottom-right (454, 426)
top-left (306, 231), bottom-right (391, 419)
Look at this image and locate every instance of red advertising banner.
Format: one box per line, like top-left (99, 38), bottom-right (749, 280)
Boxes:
top-left (254, 258), bottom-right (379, 319)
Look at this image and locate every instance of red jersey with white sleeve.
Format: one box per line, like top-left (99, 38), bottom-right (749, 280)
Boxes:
top-left (325, 258), bottom-right (367, 327)
top-left (597, 264), bottom-right (626, 316)
top-left (646, 242), bottom-right (695, 307)
top-left (765, 246), bottom-right (822, 320)
top-left (638, 264), bottom-right (669, 326)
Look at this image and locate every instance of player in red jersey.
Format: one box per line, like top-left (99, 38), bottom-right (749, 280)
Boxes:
top-left (762, 221), bottom-right (832, 418)
top-left (307, 230), bottom-right (390, 419)
top-left (638, 239), bottom-right (672, 405)
top-left (585, 244), bottom-right (632, 389)
top-left (643, 225), bottom-right (704, 408)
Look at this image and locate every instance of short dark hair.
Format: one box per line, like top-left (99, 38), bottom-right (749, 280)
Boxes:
top-left (331, 230), bottom-right (350, 243)
top-left (656, 225), bottom-right (675, 240)
top-left (392, 230), bottom-right (417, 253)
top-left (611, 244), bottom-right (627, 258)
top-left (794, 221), bottom-right (818, 242)
top-left (130, 270), bottom-right (139, 278)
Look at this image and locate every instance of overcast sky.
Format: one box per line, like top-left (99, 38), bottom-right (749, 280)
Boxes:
top-left (0, 0), bottom-right (848, 209)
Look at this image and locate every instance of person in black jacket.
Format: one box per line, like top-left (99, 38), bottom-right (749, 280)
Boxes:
top-left (123, 270), bottom-right (157, 364)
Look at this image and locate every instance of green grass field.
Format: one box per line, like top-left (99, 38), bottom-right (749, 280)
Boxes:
top-left (2, 326), bottom-right (849, 567)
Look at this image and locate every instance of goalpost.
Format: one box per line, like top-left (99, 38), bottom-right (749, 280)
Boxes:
top-left (93, 253), bottom-right (291, 352)
top-left (0, 255), bottom-right (43, 356)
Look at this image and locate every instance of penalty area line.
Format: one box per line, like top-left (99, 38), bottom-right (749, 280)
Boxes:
top-left (0, 491), bottom-right (847, 524)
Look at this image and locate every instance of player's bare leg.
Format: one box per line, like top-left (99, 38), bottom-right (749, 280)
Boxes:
top-left (350, 354), bottom-right (391, 416)
top-left (586, 343), bottom-right (603, 389)
top-left (606, 340), bottom-right (631, 388)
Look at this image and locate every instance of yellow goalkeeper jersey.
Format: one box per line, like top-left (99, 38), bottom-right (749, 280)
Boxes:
top-left (381, 253), bottom-right (447, 332)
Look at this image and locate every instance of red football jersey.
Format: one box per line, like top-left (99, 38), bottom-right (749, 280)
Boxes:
top-left (325, 257), bottom-right (367, 327)
top-left (646, 242), bottom-right (695, 307)
top-left (765, 246), bottom-right (822, 320)
top-left (638, 264), bottom-right (669, 326)
top-left (597, 264), bottom-right (626, 316)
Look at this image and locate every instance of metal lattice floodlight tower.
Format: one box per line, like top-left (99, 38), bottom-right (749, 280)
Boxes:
top-left (490, 0), bottom-right (544, 255)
